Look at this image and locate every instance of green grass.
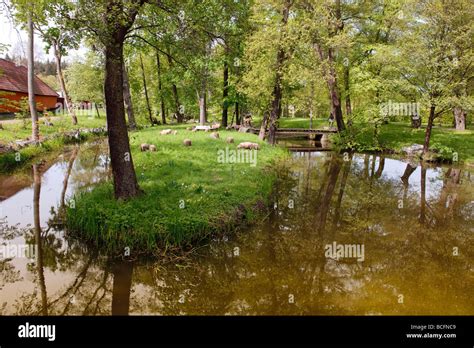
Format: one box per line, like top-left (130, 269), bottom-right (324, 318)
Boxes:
top-left (66, 127), bottom-right (288, 253)
top-left (0, 113), bottom-right (106, 172)
top-left (0, 113), bottom-right (105, 143)
top-left (252, 116), bottom-right (473, 164)
top-left (347, 122), bottom-right (474, 164)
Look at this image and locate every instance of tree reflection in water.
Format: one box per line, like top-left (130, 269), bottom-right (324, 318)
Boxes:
top-left (0, 148), bottom-right (472, 315)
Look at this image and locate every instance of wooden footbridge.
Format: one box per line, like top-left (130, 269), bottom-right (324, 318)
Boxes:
top-left (247, 127), bottom-right (338, 140)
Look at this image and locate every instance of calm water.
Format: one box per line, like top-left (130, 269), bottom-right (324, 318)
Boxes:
top-left (0, 141), bottom-right (473, 315)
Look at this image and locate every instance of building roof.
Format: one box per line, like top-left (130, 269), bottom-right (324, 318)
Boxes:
top-left (0, 58), bottom-right (59, 97)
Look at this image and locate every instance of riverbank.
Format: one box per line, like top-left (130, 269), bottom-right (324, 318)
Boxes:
top-left (66, 127), bottom-right (288, 253)
top-left (335, 122), bottom-right (474, 165)
top-left (253, 117), bottom-right (473, 165)
top-left (0, 114), bottom-right (106, 172)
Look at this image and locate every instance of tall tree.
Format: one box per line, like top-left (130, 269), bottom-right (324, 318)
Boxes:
top-left (221, 57), bottom-right (229, 127)
top-left (102, 0), bottom-right (143, 198)
top-left (36, 0), bottom-right (82, 125)
top-left (139, 54), bottom-right (154, 125)
top-left (27, 8), bottom-right (40, 142)
top-left (33, 164), bottom-right (48, 315)
top-left (156, 51), bottom-right (166, 124)
top-left (167, 52), bottom-right (184, 123)
top-left (267, 0), bottom-right (293, 145)
top-left (72, 0), bottom-right (145, 199)
top-left (399, 0), bottom-right (473, 156)
top-left (308, 0), bottom-right (347, 132)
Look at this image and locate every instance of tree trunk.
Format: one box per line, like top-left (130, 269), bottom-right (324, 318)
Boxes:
top-left (156, 52), bottom-right (166, 124)
top-left (313, 0), bottom-right (345, 132)
top-left (139, 54), bottom-right (153, 125)
top-left (453, 106), bottom-right (465, 131)
top-left (400, 163), bottom-right (417, 187)
top-left (363, 154), bottom-right (370, 178)
top-left (333, 154), bottom-right (352, 225)
top-left (172, 84), bottom-right (182, 122)
top-left (104, 39), bottom-right (141, 200)
top-left (420, 166), bottom-right (427, 224)
top-left (267, 64), bottom-right (283, 145)
top-left (423, 105), bottom-right (436, 156)
top-left (235, 100), bottom-right (240, 125)
top-left (60, 146), bottom-right (79, 211)
top-left (33, 164), bottom-right (48, 315)
top-left (267, 1), bottom-right (291, 145)
top-left (221, 60), bottom-right (229, 127)
top-left (323, 47), bottom-right (345, 131)
top-left (344, 64), bottom-right (352, 117)
top-left (27, 13), bottom-right (39, 143)
top-left (53, 42), bottom-right (77, 125)
top-left (199, 42), bottom-right (211, 126)
top-left (111, 260), bottom-right (134, 315)
top-left (166, 53), bottom-right (183, 123)
top-left (411, 113), bottom-right (421, 128)
top-left (198, 82), bottom-right (207, 126)
top-left (259, 111), bottom-right (269, 140)
top-left (315, 158), bottom-right (342, 232)
top-left (122, 62), bottom-right (136, 129)
top-left (374, 156), bottom-right (385, 178)
top-left (95, 102), bottom-right (101, 118)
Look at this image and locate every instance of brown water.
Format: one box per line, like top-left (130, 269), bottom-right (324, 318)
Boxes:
top-left (0, 142), bottom-right (473, 315)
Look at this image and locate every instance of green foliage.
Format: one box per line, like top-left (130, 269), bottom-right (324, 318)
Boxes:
top-left (0, 113), bottom-right (106, 172)
top-left (14, 97), bottom-right (33, 129)
top-left (332, 124), bottom-right (386, 153)
top-left (65, 52), bottom-right (104, 103)
top-left (331, 122), bottom-right (474, 164)
top-left (430, 143), bottom-right (456, 162)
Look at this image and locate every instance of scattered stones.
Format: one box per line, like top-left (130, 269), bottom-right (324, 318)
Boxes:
top-left (183, 139), bottom-right (192, 146)
top-left (160, 129), bottom-right (172, 135)
top-left (79, 127), bottom-right (107, 135)
top-left (211, 123), bottom-right (221, 130)
top-left (149, 145), bottom-right (157, 152)
top-left (194, 125), bottom-right (211, 132)
top-left (140, 143), bottom-right (150, 151)
top-left (226, 137), bottom-right (234, 144)
top-left (238, 127), bottom-right (250, 133)
top-left (237, 142), bottom-right (259, 150)
top-left (172, 130), bottom-right (178, 135)
top-left (210, 132), bottom-right (220, 139)
top-left (226, 125), bottom-right (240, 131)
top-left (401, 144), bottom-right (424, 156)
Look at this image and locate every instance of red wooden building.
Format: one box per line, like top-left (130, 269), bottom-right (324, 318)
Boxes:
top-left (0, 58), bottom-right (61, 113)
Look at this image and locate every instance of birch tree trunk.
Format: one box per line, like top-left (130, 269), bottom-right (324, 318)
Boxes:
top-left (122, 62), bottom-right (136, 129)
top-left (27, 12), bottom-right (40, 143)
top-left (53, 41), bottom-right (78, 125)
top-left (453, 106), bottom-right (466, 130)
top-left (156, 52), bottom-right (166, 124)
